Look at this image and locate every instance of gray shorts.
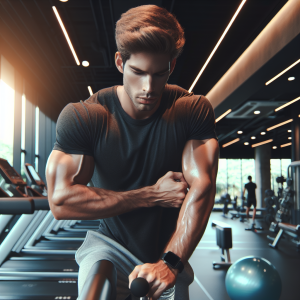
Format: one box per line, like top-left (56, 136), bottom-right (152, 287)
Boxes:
top-left (75, 230), bottom-right (194, 300)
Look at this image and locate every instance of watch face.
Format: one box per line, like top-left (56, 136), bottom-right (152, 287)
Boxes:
top-left (164, 252), bottom-right (180, 266)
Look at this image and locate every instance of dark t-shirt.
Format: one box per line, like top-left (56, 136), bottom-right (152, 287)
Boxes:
top-left (53, 84), bottom-right (217, 263)
top-left (245, 182), bottom-right (257, 199)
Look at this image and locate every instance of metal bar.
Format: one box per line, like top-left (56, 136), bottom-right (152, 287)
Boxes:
top-left (34, 0), bottom-right (84, 100)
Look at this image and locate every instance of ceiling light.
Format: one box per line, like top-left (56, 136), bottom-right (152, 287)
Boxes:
top-left (222, 138), bottom-right (240, 148)
top-left (251, 136), bottom-right (256, 140)
top-left (251, 139), bottom-right (273, 148)
top-left (237, 131), bottom-right (243, 134)
top-left (288, 77), bottom-right (295, 81)
top-left (60, 0), bottom-right (68, 2)
top-left (215, 109), bottom-right (232, 123)
top-left (267, 119), bottom-right (293, 131)
top-left (281, 142), bottom-right (292, 148)
top-left (188, 0), bottom-right (247, 92)
top-left (265, 59), bottom-right (300, 85)
top-left (82, 61), bottom-right (89, 67)
top-left (244, 142), bottom-right (249, 145)
top-left (288, 130), bottom-right (292, 132)
top-left (52, 6), bottom-right (80, 65)
top-left (275, 96), bottom-right (300, 112)
top-left (272, 146), bottom-right (277, 149)
top-left (88, 86), bottom-right (93, 96)
top-left (254, 110), bottom-right (260, 114)
top-left (261, 132), bottom-right (266, 135)
top-left (288, 137), bottom-right (292, 140)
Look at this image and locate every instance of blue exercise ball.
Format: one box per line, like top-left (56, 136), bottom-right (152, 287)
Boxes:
top-left (225, 256), bottom-right (282, 300)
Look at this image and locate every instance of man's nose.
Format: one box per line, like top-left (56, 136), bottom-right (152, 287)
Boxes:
top-left (142, 75), bottom-right (155, 95)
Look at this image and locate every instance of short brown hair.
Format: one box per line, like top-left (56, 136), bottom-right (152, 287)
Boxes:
top-left (115, 5), bottom-right (185, 63)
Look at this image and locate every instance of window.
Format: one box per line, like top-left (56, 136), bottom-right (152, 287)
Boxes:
top-left (20, 94), bottom-right (26, 182)
top-left (0, 56), bottom-right (15, 165)
top-left (35, 106), bottom-right (39, 171)
top-left (228, 159), bottom-right (242, 199)
top-left (216, 159), bottom-right (227, 200)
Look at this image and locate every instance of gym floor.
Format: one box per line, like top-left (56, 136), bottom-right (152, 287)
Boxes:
top-left (188, 212), bottom-right (300, 300)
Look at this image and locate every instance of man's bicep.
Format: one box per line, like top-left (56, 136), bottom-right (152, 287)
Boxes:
top-left (46, 150), bottom-right (94, 205)
top-left (181, 139), bottom-right (219, 188)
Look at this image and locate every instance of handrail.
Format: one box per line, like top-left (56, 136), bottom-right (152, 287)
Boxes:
top-left (0, 197), bottom-right (49, 214)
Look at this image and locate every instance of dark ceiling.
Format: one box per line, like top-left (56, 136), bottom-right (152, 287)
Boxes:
top-left (0, 0), bottom-right (298, 159)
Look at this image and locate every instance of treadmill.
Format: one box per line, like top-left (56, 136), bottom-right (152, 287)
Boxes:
top-left (0, 159), bottom-right (87, 248)
top-left (0, 159), bottom-right (80, 273)
top-left (0, 195), bottom-right (78, 299)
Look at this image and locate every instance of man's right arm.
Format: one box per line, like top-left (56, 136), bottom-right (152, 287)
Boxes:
top-left (46, 150), bottom-right (187, 220)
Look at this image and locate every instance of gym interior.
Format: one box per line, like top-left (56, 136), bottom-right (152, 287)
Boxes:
top-left (0, 1), bottom-right (299, 299)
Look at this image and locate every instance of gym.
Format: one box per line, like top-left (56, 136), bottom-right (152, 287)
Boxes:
top-left (0, 1), bottom-right (299, 299)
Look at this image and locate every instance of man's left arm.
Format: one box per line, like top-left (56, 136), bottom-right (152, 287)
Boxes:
top-left (163, 138), bottom-right (219, 267)
top-left (128, 138), bottom-right (219, 300)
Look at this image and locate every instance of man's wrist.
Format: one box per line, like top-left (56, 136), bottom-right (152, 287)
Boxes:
top-left (159, 260), bottom-right (179, 276)
top-left (140, 185), bottom-right (159, 208)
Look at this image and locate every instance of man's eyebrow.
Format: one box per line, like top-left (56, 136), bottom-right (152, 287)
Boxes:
top-left (129, 65), bottom-right (169, 74)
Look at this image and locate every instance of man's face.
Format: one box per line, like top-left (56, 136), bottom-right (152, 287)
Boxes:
top-left (118, 52), bottom-right (174, 115)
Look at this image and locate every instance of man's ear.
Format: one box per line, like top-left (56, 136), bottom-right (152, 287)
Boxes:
top-left (169, 58), bottom-right (177, 75)
top-left (115, 52), bottom-right (124, 74)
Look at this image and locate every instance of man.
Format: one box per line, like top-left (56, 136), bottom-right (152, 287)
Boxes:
top-left (46, 5), bottom-right (219, 300)
top-left (243, 176), bottom-right (257, 224)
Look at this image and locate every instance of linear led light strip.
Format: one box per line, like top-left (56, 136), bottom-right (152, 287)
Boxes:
top-left (188, 0), bottom-right (247, 92)
top-left (222, 138), bottom-right (240, 148)
top-left (88, 86), bottom-right (93, 96)
top-left (265, 59), bottom-right (300, 85)
top-left (52, 6), bottom-right (80, 65)
top-left (267, 119), bottom-right (293, 131)
top-left (215, 109), bottom-right (232, 123)
top-left (275, 96), bottom-right (300, 112)
top-left (281, 142), bottom-right (292, 148)
top-left (251, 139), bottom-right (273, 148)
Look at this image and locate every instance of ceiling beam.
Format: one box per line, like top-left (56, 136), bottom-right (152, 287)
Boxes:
top-left (207, 0), bottom-right (300, 113)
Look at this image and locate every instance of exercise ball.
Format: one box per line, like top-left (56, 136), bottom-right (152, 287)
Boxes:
top-left (225, 256), bottom-right (282, 300)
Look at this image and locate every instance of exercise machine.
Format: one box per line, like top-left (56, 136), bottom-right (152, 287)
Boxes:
top-left (211, 220), bottom-right (232, 269)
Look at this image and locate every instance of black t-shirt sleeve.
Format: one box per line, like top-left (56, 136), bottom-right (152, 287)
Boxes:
top-left (188, 95), bottom-right (218, 141)
top-left (53, 102), bottom-right (94, 156)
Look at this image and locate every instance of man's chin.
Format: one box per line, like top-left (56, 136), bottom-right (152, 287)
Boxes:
top-left (135, 103), bottom-right (156, 111)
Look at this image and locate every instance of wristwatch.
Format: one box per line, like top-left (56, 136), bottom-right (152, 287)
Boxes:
top-left (161, 251), bottom-right (184, 273)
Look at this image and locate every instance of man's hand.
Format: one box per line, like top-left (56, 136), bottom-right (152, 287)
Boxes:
top-left (152, 171), bottom-right (188, 208)
top-left (129, 260), bottom-right (178, 300)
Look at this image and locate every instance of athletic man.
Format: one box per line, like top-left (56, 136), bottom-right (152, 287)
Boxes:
top-left (243, 176), bottom-right (257, 224)
top-left (46, 5), bottom-right (219, 300)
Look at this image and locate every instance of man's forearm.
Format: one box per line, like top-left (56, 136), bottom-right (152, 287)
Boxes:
top-left (50, 184), bottom-right (154, 220)
top-left (163, 180), bottom-right (215, 266)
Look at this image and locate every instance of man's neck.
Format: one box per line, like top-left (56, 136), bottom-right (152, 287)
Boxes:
top-left (116, 86), bottom-right (162, 120)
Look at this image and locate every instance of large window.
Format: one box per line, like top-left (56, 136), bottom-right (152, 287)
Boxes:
top-left (35, 106), bottom-right (39, 171)
top-left (0, 56), bottom-right (15, 165)
top-left (216, 158), bottom-right (291, 203)
top-left (20, 94), bottom-right (26, 181)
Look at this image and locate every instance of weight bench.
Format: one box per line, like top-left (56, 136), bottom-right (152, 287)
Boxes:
top-left (269, 222), bottom-right (300, 251)
top-left (211, 220), bottom-right (232, 269)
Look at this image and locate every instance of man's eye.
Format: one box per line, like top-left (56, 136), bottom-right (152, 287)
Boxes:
top-left (133, 70), bottom-right (143, 75)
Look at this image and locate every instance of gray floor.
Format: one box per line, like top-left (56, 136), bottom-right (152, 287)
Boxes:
top-left (188, 211), bottom-right (300, 300)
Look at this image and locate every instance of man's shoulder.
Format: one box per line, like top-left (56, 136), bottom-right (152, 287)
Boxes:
top-left (166, 84), bottom-right (198, 101)
top-left (84, 86), bottom-right (115, 105)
